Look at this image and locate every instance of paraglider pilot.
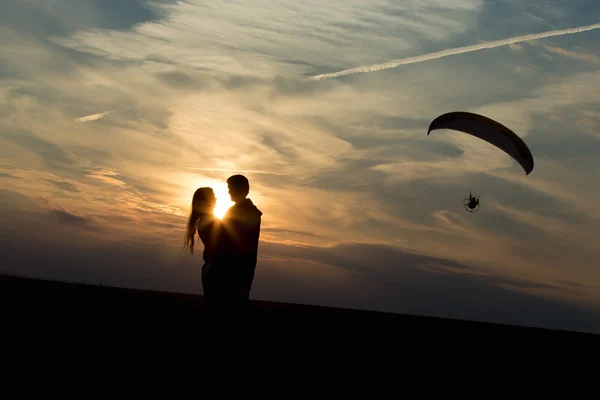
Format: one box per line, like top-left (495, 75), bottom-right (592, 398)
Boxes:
top-left (465, 191), bottom-right (480, 212)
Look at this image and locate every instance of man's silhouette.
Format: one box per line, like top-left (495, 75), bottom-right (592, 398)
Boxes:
top-left (218, 174), bottom-right (262, 317)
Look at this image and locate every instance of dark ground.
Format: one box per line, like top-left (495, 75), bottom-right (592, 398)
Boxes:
top-left (2, 274), bottom-right (598, 343)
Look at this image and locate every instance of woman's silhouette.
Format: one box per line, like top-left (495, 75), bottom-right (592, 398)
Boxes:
top-left (183, 187), bottom-right (220, 311)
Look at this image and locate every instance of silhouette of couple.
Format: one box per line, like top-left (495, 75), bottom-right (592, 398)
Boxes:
top-left (184, 174), bottom-right (262, 321)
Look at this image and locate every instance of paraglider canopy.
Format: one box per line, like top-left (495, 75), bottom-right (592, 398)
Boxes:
top-left (427, 111), bottom-right (534, 175)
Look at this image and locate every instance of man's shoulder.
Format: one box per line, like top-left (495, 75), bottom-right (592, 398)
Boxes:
top-left (240, 209), bottom-right (261, 227)
top-left (234, 198), bottom-right (262, 223)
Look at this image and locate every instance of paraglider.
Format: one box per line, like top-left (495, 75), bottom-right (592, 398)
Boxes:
top-left (463, 191), bottom-right (480, 213)
top-left (427, 111), bottom-right (535, 213)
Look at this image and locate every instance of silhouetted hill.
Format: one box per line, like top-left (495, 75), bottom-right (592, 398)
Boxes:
top-left (2, 274), bottom-right (597, 341)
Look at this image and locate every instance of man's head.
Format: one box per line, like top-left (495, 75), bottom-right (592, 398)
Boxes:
top-left (227, 174), bottom-right (250, 203)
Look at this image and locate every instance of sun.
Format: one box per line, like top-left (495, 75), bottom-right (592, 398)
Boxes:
top-left (179, 177), bottom-right (234, 220)
top-left (212, 183), bottom-right (234, 219)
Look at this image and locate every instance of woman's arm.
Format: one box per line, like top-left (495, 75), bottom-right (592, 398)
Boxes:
top-left (197, 216), bottom-right (218, 262)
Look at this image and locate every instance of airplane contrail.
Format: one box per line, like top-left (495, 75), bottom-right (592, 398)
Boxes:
top-left (74, 108), bottom-right (137, 123)
top-left (75, 111), bottom-right (111, 123)
top-left (309, 22), bottom-right (600, 80)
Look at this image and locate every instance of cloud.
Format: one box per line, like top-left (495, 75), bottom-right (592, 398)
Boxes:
top-left (0, 189), bottom-right (44, 210)
top-left (184, 167), bottom-right (289, 177)
top-left (262, 227), bottom-right (323, 237)
top-left (0, 0), bottom-right (168, 38)
top-left (0, 164), bottom-right (188, 240)
top-left (84, 169), bottom-right (127, 188)
top-left (49, 207), bottom-right (94, 226)
top-left (557, 280), bottom-right (586, 289)
top-left (509, 43), bottom-right (525, 51)
top-left (542, 44), bottom-right (600, 63)
top-left (513, 65), bottom-right (541, 76)
top-left (469, 69), bottom-right (600, 138)
top-left (44, 179), bottom-right (81, 193)
top-left (1, 130), bottom-right (77, 171)
top-left (257, 241), bottom-right (600, 333)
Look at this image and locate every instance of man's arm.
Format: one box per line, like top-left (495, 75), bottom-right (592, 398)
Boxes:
top-left (236, 212), bottom-right (261, 256)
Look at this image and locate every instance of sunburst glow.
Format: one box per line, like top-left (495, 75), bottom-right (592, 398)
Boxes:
top-left (178, 176), bottom-right (235, 220)
top-left (212, 183), bottom-right (234, 219)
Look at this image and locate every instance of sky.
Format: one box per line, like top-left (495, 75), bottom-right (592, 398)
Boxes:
top-left (1, 0), bottom-right (600, 334)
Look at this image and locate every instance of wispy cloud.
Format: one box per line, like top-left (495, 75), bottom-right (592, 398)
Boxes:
top-left (542, 44), bottom-right (600, 63)
top-left (509, 43), bottom-right (525, 51)
top-left (43, 179), bottom-right (81, 193)
top-left (184, 167), bottom-right (289, 176)
top-left (84, 169), bottom-right (127, 188)
top-left (49, 0), bottom-right (485, 78)
top-left (49, 206), bottom-right (94, 226)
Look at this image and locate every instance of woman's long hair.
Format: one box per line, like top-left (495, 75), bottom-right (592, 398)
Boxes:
top-left (183, 187), bottom-right (215, 254)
